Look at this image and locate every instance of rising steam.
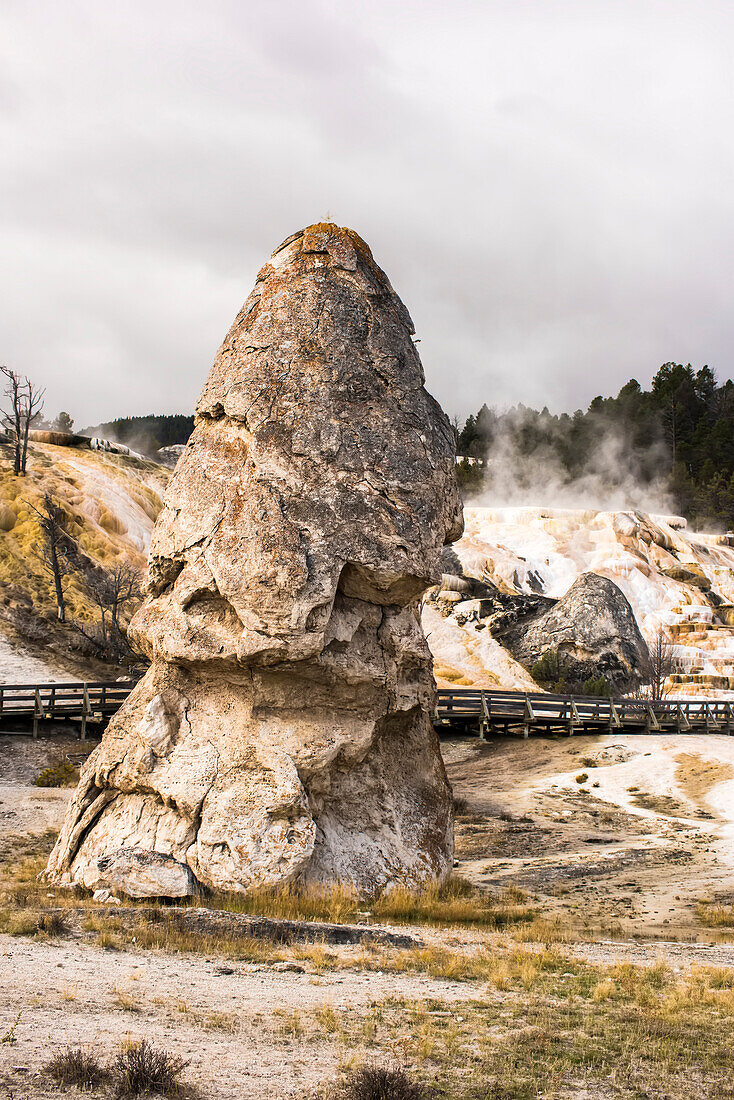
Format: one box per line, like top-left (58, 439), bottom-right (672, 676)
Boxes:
top-left (463, 408), bottom-right (677, 516)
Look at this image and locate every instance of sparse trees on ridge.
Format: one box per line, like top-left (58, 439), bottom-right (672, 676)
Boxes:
top-left (453, 362), bottom-right (734, 529)
top-left (52, 411), bottom-right (74, 434)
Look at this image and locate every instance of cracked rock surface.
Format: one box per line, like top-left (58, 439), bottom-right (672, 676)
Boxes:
top-left (46, 223), bottom-right (463, 897)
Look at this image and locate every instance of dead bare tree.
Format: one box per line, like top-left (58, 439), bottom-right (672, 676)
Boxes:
top-left (20, 377), bottom-right (45, 474)
top-left (1, 366), bottom-right (45, 475)
top-left (1, 367), bottom-right (23, 474)
top-left (649, 628), bottom-right (676, 700)
top-left (81, 563), bottom-right (143, 661)
top-left (27, 494), bottom-right (77, 622)
top-left (107, 563), bottom-right (143, 634)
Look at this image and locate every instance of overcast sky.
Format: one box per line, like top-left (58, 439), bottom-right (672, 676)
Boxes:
top-left (2, 0), bottom-right (734, 428)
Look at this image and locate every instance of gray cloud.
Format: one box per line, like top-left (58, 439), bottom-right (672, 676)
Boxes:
top-left (2, 0), bottom-right (734, 426)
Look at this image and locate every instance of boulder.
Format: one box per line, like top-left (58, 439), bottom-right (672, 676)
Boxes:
top-left (86, 849), bottom-right (197, 898)
top-left (498, 572), bottom-right (651, 692)
top-left (46, 223), bottom-right (463, 898)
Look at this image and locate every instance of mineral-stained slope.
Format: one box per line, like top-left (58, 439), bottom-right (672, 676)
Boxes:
top-left (428, 506), bottom-right (734, 695)
top-left (46, 224), bottom-right (463, 897)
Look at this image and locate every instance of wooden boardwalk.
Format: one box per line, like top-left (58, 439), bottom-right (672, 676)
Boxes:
top-left (435, 688), bottom-right (734, 737)
top-left (0, 681), bottom-right (133, 739)
top-left (1, 680), bottom-right (732, 740)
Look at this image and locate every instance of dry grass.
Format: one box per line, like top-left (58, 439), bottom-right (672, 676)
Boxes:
top-left (697, 901), bottom-right (734, 928)
top-left (0, 830), bottom-right (83, 936)
top-left (306, 958), bottom-right (734, 1100)
top-left (199, 876), bottom-right (535, 931)
top-left (112, 985), bottom-right (143, 1013)
top-left (0, 907), bottom-right (70, 937)
top-left (630, 790), bottom-right (692, 817)
top-left (2, 835), bottom-right (733, 1098)
top-left (204, 881), bottom-right (361, 924)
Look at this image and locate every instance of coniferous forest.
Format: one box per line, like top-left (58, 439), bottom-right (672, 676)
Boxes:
top-left (455, 363), bottom-right (734, 530)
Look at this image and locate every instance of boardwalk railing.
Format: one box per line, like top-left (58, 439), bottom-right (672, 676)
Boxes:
top-left (435, 688), bottom-right (734, 738)
top-left (0, 681), bottom-right (133, 739)
top-left (1, 680), bottom-right (731, 741)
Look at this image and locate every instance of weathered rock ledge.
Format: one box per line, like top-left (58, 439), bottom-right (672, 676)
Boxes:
top-left (41, 906), bottom-right (421, 948)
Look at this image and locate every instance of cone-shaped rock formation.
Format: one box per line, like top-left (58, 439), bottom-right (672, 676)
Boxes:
top-left (46, 224), bottom-right (464, 897)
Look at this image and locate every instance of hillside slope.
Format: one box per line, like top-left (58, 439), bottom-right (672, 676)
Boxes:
top-left (0, 440), bottom-right (168, 680)
top-left (5, 446), bottom-right (734, 697)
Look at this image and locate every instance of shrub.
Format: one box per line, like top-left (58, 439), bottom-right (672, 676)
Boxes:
top-left (530, 649), bottom-right (563, 684)
top-left (37, 911), bottom-right (70, 936)
top-left (46, 1047), bottom-right (109, 1089)
top-left (35, 760), bottom-right (78, 787)
top-left (111, 1040), bottom-right (190, 1097)
top-left (582, 676), bottom-right (611, 697)
top-left (575, 773), bottom-right (589, 785)
top-left (339, 1064), bottom-right (427, 1100)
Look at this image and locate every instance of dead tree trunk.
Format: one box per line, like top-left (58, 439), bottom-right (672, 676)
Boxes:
top-left (1, 367), bottom-right (23, 475)
top-left (20, 379), bottom-right (45, 475)
top-left (28, 494), bottom-right (76, 623)
top-left (649, 628), bottom-right (676, 700)
top-left (1, 368), bottom-right (45, 476)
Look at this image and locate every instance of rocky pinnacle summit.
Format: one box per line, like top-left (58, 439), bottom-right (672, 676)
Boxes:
top-left (46, 224), bottom-right (464, 897)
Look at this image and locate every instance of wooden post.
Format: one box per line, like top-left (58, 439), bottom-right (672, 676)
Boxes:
top-left (480, 690), bottom-right (490, 740)
top-left (608, 700), bottom-right (620, 731)
top-left (33, 688), bottom-right (45, 739)
top-left (567, 698), bottom-right (579, 736)
top-left (677, 704), bottom-right (691, 733)
top-left (80, 683), bottom-right (90, 741)
top-left (646, 705), bottom-right (661, 733)
top-left (523, 694), bottom-right (534, 739)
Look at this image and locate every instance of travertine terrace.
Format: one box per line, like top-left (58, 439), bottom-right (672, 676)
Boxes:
top-left (46, 223), bottom-right (463, 898)
top-left (429, 506), bottom-right (734, 695)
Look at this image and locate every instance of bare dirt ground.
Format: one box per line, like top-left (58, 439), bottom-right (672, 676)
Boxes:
top-left (445, 732), bottom-right (734, 939)
top-left (0, 733), bottom-right (94, 839)
top-left (1, 732), bottom-right (733, 1099)
top-left (0, 933), bottom-right (473, 1100)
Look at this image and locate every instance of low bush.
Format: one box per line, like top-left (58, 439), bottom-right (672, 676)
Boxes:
top-left (530, 648), bottom-right (564, 685)
top-left (35, 760), bottom-right (78, 787)
top-left (35, 911), bottom-right (70, 936)
top-left (112, 1039), bottom-right (191, 1097)
top-left (46, 1047), bottom-right (109, 1089)
top-left (582, 676), bottom-right (611, 697)
top-left (339, 1064), bottom-right (427, 1100)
